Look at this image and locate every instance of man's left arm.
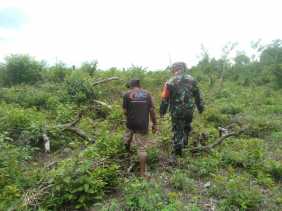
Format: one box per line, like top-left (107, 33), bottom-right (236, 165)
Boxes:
top-left (160, 83), bottom-right (170, 117)
top-left (192, 81), bottom-right (204, 113)
top-left (148, 94), bottom-right (158, 133)
top-left (122, 93), bottom-right (128, 116)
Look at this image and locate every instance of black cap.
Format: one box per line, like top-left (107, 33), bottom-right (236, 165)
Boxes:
top-left (126, 79), bottom-right (140, 88)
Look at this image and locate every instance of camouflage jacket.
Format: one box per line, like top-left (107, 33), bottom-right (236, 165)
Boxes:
top-left (160, 74), bottom-right (204, 117)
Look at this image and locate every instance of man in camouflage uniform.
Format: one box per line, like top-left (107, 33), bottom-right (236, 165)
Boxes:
top-left (123, 79), bottom-right (158, 178)
top-left (160, 62), bottom-right (204, 160)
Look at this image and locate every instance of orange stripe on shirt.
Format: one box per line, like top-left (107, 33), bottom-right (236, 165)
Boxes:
top-left (161, 83), bottom-right (170, 99)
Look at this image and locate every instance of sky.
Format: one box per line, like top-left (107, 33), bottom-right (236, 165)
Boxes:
top-left (0, 0), bottom-right (281, 69)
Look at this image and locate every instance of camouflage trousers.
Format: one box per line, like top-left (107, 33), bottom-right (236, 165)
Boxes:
top-left (171, 115), bottom-right (192, 154)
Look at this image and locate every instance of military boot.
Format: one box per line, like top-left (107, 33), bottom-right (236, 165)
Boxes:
top-left (183, 135), bottom-right (188, 148)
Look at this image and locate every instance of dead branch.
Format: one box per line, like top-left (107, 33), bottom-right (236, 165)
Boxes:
top-left (64, 126), bottom-right (92, 142)
top-left (60, 111), bottom-right (83, 128)
top-left (93, 100), bottom-right (112, 110)
top-left (42, 133), bottom-right (50, 153)
top-left (45, 160), bottom-right (58, 169)
top-left (55, 111), bottom-right (93, 142)
top-left (93, 77), bottom-right (119, 86)
top-left (190, 129), bottom-right (245, 152)
top-left (20, 183), bottom-right (53, 210)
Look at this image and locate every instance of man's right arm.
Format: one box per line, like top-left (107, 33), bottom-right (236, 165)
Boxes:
top-left (160, 83), bottom-right (170, 117)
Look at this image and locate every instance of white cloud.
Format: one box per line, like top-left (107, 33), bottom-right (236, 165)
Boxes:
top-left (0, 0), bottom-right (281, 69)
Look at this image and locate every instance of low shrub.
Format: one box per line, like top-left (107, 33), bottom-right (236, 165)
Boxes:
top-left (220, 104), bottom-right (242, 115)
top-left (170, 170), bottom-right (196, 192)
top-left (220, 139), bottom-right (266, 173)
top-left (36, 135), bottom-right (123, 210)
top-left (265, 160), bottom-right (282, 182)
top-left (123, 179), bottom-right (168, 210)
top-left (210, 174), bottom-right (263, 210)
top-left (0, 87), bottom-right (60, 111)
top-left (0, 103), bottom-right (46, 144)
top-left (203, 107), bottom-right (229, 127)
top-left (147, 147), bottom-right (160, 168)
top-left (0, 134), bottom-right (34, 210)
top-left (188, 154), bottom-right (221, 177)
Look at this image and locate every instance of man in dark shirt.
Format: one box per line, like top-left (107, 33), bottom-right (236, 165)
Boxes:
top-left (123, 79), bottom-right (157, 178)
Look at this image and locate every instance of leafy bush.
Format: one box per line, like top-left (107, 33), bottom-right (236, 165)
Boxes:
top-left (265, 160), bottom-right (282, 182)
top-left (147, 147), bottom-right (160, 168)
top-left (210, 174), bottom-right (263, 210)
top-left (271, 131), bottom-right (282, 142)
top-left (0, 54), bottom-right (44, 86)
top-left (220, 104), bottom-right (242, 115)
top-left (123, 179), bottom-right (168, 210)
top-left (220, 139), bottom-right (266, 173)
top-left (45, 62), bottom-right (72, 83)
top-left (35, 134), bottom-right (123, 210)
top-left (64, 72), bottom-right (96, 105)
top-left (244, 115), bottom-right (280, 138)
top-left (0, 134), bottom-right (33, 210)
top-left (0, 86), bottom-right (60, 111)
top-left (45, 159), bottom-right (119, 209)
top-left (0, 103), bottom-right (46, 144)
top-left (203, 107), bottom-right (229, 127)
top-left (170, 170), bottom-right (195, 192)
top-left (188, 154), bottom-right (221, 177)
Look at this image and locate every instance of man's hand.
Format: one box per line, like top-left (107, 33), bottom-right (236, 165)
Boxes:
top-left (152, 124), bottom-right (159, 134)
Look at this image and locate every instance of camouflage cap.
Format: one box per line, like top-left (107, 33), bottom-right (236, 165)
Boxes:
top-left (171, 62), bottom-right (187, 72)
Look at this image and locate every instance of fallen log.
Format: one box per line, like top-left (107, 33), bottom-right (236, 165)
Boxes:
top-left (190, 129), bottom-right (245, 152)
top-left (93, 77), bottom-right (119, 86)
top-left (63, 126), bottom-right (93, 142)
top-left (42, 133), bottom-right (50, 153)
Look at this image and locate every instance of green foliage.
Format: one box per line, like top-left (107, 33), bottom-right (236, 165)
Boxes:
top-left (265, 160), bottom-right (282, 182)
top-left (0, 54), bottom-right (44, 86)
top-left (271, 131), bottom-right (282, 142)
top-left (100, 199), bottom-right (122, 211)
top-left (38, 134), bottom-right (123, 209)
top-left (260, 40), bottom-right (282, 65)
top-left (0, 103), bottom-right (46, 144)
top-left (188, 154), bottom-right (221, 177)
top-left (64, 72), bottom-right (96, 105)
top-left (260, 40), bottom-right (282, 87)
top-left (46, 159), bottom-right (119, 209)
top-left (80, 60), bottom-right (97, 76)
top-left (0, 134), bottom-right (33, 210)
top-left (203, 107), bottom-right (229, 127)
top-left (170, 170), bottom-right (195, 192)
top-left (123, 179), bottom-right (167, 210)
top-left (147, 147), bottom-right (160, 168)
top-left (211, 174), bottom-right (263, 210)
top-left (270, 64), bottom-right (282, 87)
top-left (0, 43), bottom-right (282, 210)
top-left (220, 103), bottom-right (242, 115)
top-left (0, 86), bottom-right (60, 111)
top-left (123, 178), bottom-right (199, 211)
top-left (46, 62), bottom-right (71, 83)
top-left (245, 115), bottom-right (280, 138)
top-left (220, 139), bottom-right (266, 172)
